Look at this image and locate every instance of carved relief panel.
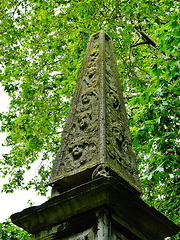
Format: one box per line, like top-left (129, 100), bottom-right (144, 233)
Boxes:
top-left (49, 33), bottom-right (101, 182)
top-left (104, 38), bottom-right (139, 187)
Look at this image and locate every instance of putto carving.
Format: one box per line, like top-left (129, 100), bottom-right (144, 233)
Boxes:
top-left (78, 89), bottom-right (98, 114)
top-left (81, 90), bottom-right (96, 105)
top-left (78, 111), bottom-right (91, 130)
top-left (61, 139), bottom-right (98, 171)
top-left (71, 142), bottom-right (85, 160)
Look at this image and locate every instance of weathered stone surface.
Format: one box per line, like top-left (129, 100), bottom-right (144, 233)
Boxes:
top-left (49, 30), bottom-right (141, 193)
top-left (11, 177), bottom-right (180, 239)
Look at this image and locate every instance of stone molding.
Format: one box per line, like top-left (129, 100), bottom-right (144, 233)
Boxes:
top-left (11, 177), bottom-right (179, 239)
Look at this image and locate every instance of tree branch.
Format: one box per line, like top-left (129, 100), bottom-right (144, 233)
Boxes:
top-left (139, 30), bottom-right (156, 48)
top-left (131, 41), bottom-right (149, 48)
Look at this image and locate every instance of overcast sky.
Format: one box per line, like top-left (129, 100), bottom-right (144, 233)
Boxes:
top-left (0, 85), bottom-right (49, 222)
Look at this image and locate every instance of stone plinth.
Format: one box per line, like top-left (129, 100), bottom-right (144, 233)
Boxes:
top-left (11, 177), bottom-right (179, 239)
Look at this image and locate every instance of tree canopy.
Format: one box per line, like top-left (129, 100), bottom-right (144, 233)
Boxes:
top-left (0, 218), bottom-right (30, 239)
top-left (0, 0), bottom-right (179, 238)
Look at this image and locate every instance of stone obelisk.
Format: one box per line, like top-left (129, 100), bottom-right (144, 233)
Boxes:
top-left (11, 31), bottom-right (179, 240)
top-left (49, 30), bottom-right (141, 196)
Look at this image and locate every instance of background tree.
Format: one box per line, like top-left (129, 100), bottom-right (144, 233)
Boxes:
top-left (0, 219), bottom-right (30, 239)
top-left (0, 0), bottom-right (179, 238)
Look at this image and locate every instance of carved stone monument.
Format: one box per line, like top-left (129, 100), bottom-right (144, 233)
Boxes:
top-left (49, 30), bottom-right (141, 196)
top-left (11, 31), bottom-right (179, 240)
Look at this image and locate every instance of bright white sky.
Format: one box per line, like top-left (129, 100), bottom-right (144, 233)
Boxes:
top-left (0, 85), bottom-right (50, 222)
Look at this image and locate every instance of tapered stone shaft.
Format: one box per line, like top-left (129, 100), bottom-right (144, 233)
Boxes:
top-left (49, 30), bottom-right (141, 193)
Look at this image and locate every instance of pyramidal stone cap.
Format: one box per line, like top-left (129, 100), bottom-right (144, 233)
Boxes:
top-left (49, 30), bottom-right (141, 194)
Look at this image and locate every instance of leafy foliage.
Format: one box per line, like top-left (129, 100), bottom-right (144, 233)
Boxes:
top-left (0, 219), bottom-right (30, 239)
top-left (0, 0), bottom-right (179, 238)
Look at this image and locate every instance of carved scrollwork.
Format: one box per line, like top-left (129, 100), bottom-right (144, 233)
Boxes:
top-left (105, 50), bottom-right (110, 61)
top-left (105, 61), bottom-right (111, 75)
top-left (106, 138), bottom-right (116, 160)
top-left (106, 118), bottom-right (136, 174)
top-left (112, 123), bottom-right (124, 154)
top-left (82, 44), bottom-right (99, 88)
top-left (104, 39), bottom-right (134, 174)
top-left (81, 89), bottom-right (97, 105)
top-left (92, 164), bottom-right (110, 180)
top-left (90, 48), bottom-right (99, 59)
top-left (121, 139), bottom-right (130, 154)
top-left (117, 140), bottom-right (137, 174)
top-left (85, 68), bottom-right (97, 89)
top-left (105, 69), bottom-right (113, 81)
top-left (108, 89), bottom-right (120, 110)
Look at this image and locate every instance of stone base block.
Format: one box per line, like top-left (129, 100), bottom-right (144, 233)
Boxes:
top-left (11, 177), bottom-right (179, 240)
